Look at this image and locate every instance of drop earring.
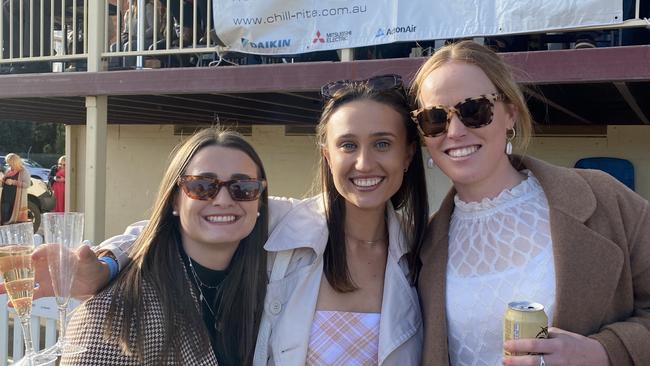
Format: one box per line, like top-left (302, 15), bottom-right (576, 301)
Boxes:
top-left (505, 128), bottom-right (516, 155)
top-left (427, 158), bottom-right (435, 169)
top-left (257, 212), bottom-right (260, 217)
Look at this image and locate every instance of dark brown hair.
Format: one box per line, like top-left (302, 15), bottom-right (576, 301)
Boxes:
top-left (316, 81), bottom-right (429, 291)
top-left (105, 128), bottom-right (268, 365)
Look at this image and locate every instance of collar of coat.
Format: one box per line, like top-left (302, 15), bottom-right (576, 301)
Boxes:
top-left (264, 195), bottom-right (410, 260)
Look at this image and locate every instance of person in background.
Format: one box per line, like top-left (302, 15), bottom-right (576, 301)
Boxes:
top-left (51, 155), bottom-right (66, 212)
top-left (411, 40), bottom-right (650, 366)
top-left (0, 153), bottom-right (31, 225)
top-left (60, 129), bottom-right (270, 365)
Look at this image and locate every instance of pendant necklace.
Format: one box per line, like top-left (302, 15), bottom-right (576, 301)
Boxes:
top-left (187, 258), bottom-right (219, 320)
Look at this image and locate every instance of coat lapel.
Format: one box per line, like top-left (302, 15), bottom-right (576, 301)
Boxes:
top-left (419, 189), bottom-right (455, 366)
top-left (547, 211), bottom-right (624, 332)
top-left (377, 207), bottom-right (422, 364)
top-left (523, 156), bottom-right (625, 333)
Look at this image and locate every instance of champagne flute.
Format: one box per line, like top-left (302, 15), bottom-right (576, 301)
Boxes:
top-left (0, 222), bottom-right (57, 366)
top-left (40, 212), bottom-right (86, 356)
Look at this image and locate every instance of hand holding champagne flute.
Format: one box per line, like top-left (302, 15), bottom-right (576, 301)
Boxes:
top-left (41, 212), bottom-right (86, 357)
top-left (0, 222), bottom-right (56, 366)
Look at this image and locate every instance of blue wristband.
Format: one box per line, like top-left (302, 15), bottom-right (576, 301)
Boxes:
top-left (99, 256), bottom-right (119, 282)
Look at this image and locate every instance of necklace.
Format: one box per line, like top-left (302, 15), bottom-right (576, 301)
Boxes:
top-left (187, 259), bottom-right (218, 319)
top-left (188, 259), bottom-right (221, 289)
top-left (345, 234), bottom-right (387, 245)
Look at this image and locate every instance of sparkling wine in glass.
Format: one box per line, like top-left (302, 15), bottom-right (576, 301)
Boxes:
top-left (0, 222), bottom-right (57, 366)
top-left (41, 212), bottom-right (87, 356)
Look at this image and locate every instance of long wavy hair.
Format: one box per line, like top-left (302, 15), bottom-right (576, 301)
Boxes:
top-left (104, 128), bottom-right (268, 365)
top-left (5, 153), bottom-right (24, 171)
top-left (316, 81), bottom-right (429, 290)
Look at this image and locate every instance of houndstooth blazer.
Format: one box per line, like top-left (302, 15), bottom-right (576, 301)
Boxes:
top-left (60, 273), bottom-right (219, 365)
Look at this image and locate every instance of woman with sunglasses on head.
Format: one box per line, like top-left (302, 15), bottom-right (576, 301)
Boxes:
top-left (30, 75), bottom-right (427, 365)
top-left (410, 40), bottom-right (650, 366)
top-left (60, 128), bottom-right (271, 365)
top-left (253, 74), bottom-right (428, 365)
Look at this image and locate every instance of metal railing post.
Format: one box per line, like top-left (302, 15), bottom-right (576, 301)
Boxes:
top-left (137, 0), bottom-right (144, 68)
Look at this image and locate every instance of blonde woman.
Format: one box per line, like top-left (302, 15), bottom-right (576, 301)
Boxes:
top-left (1, 153), bottom-right (31, 224)
top-left (411, 41), bottom-right (650, 366)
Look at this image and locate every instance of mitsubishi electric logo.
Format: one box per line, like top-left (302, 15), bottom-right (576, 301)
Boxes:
top-left (312, 31), bottom-right (325, 44)
top-left (241, 37), bottom-right (291, 49)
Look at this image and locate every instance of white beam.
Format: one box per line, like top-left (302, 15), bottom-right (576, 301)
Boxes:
top-left (84, 96), bottom-right (107, 244)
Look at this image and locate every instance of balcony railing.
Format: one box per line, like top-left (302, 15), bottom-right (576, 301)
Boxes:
top-left (0, 1), bottom-right (649, 67)
top-left (1, 0), bottom-right (226, 71)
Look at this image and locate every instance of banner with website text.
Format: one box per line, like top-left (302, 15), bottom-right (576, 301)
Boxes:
top-left (213, 0), bottom-right (622, 55)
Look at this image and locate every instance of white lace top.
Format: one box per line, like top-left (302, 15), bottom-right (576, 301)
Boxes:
top-left (446, 171), bottom-right (556, 366)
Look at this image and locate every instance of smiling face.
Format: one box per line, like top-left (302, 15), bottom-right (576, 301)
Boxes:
top-left (173, 145), bottom-right (261, 261)
top-left (419, 61), bottom-right (521, 201)
top-left (322, 99), bottom-right (414, 212)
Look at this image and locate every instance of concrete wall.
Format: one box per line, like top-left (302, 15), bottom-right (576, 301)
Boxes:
top-left (69, 124), bottom-right (319, 238)
top-left (425, 125), bottom-right (650, 211)
top-left (70, 124), bottom-right (650, 239)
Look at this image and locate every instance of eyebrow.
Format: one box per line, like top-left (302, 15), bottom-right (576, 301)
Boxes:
top-left (336, 132), bottom-right (397, 139)
top-left (193, 172), bottom-right (254, 180)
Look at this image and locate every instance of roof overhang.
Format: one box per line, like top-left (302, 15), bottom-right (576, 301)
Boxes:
top-left (2, 45), bottom-right (649, 126)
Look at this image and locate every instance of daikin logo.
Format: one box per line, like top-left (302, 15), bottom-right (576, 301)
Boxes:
top-left (241, 37), bottom-right (291, 48)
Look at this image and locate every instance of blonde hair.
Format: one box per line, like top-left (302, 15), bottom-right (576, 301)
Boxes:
top-left (58, 156), bottom-right (66, 165)
top-left (410, 40), bottom-right (533, 150)
top-left (5, 153), bottom-right (24, 170)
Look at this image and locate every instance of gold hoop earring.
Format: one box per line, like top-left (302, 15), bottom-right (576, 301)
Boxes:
top-left (505, 128), bottom-right (516, 155)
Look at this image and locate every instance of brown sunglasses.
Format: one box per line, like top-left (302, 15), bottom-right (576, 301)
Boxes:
top-left (177, 175), bottom-right (266, 201)
top-left (411, 93), bottom-right (504, 137)
top-left (321, 74), bottom-right (405, 100)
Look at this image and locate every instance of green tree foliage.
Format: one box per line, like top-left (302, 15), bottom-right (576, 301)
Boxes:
top-left (0, 120), bottom-right (65, 155)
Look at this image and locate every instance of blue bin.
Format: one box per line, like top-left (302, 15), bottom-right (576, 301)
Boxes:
top-left (574, 157), bottom-right (635, 191)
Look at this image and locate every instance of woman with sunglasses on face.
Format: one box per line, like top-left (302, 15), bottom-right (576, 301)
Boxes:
top-left (253, 74), bottom-right (428, 365)
top-left (61, 129), bottom-right (270, 365)
top-left (410, 40), bottom-right (650, 366)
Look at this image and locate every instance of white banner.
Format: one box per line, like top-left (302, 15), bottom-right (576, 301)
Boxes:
top-left (214, 0), bottom-right (623, 55)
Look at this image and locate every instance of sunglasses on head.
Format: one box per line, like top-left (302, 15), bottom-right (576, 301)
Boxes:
top-left (411, 93), bottom-right (504, 137)
top-left (320, 74), bottom-right (405, 100)
top-left (177, 175), bottom-right (266, 202)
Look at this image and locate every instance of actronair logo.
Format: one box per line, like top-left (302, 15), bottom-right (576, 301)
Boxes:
top-left (375, 25), bottom-right (417, 37)
top-left (241, 37), bottom-right (291, 49)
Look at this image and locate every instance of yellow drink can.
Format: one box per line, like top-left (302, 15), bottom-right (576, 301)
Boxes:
top-left (503, 301), bottom-right (549, 356)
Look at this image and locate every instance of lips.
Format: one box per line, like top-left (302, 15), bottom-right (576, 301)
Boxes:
top-left (351, 177), bottom-right (383, 188)
top-left (204, 215), bottom-right (238, 223)
top-left (446, 145), bottom-right (480, 158)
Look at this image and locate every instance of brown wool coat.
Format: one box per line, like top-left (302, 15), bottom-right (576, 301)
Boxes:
top-left (418, 156), bottom-right (650, 365)
top-left (60, 271), bottom-right (218, 365)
